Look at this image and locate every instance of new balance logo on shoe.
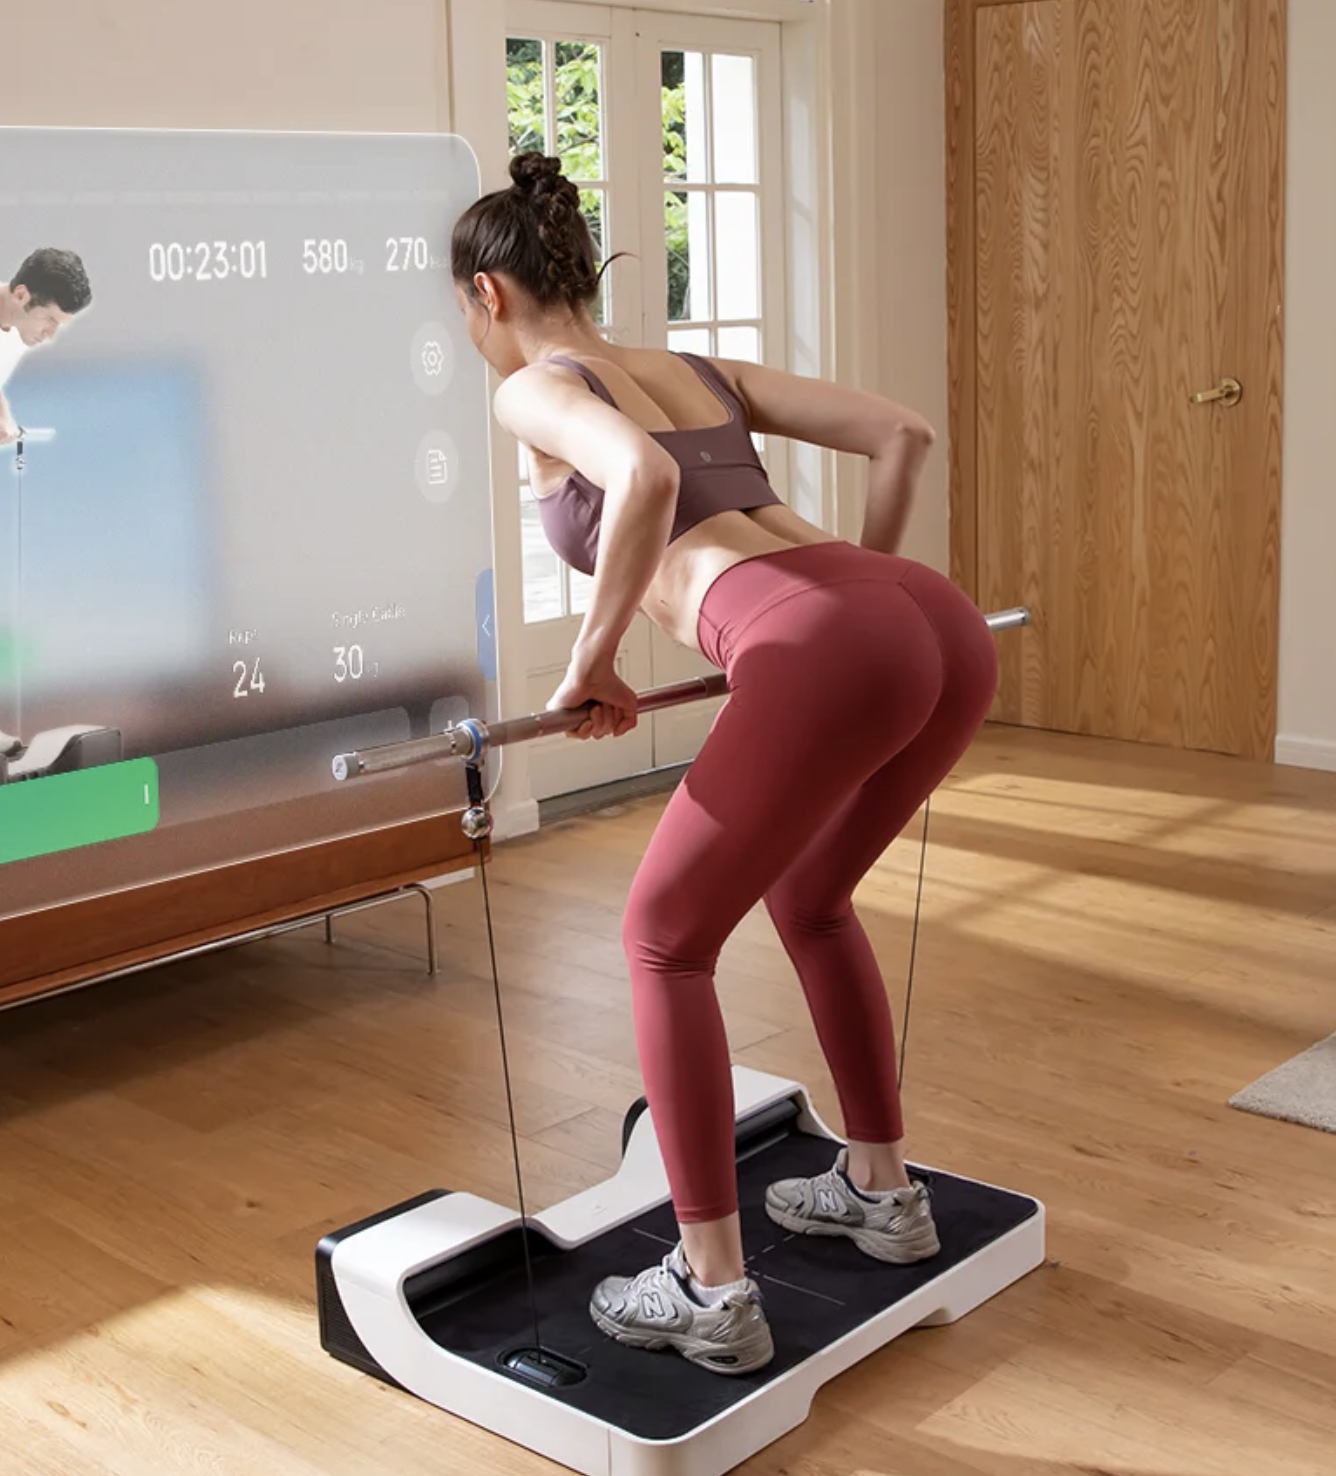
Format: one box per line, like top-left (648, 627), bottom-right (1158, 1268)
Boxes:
top-left (639, 1290), bottom-right (669, 1321)
top-left (817, 1187), bottom-right (843, 1217)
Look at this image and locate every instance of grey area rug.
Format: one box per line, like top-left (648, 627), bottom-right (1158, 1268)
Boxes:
top-left (1229, 1033), bottom-right (1336, 1134)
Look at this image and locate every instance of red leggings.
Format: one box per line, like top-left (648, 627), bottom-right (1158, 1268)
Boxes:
top-left (622, 542), bottom-right (999, 1223)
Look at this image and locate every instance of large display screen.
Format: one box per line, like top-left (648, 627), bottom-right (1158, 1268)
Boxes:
top-left (0, 129), bottom-right (496, 917)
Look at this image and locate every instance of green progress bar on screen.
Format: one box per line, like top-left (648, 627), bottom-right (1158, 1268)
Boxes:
top-left (0, 758), bottom-right (160, 866)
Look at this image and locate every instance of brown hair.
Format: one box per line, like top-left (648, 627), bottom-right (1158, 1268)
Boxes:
top-left (451, 152), bottom-right (615, 312)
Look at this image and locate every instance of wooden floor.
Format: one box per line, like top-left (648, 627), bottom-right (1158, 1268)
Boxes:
top-left (3, 724), bottom-right (1336, 1475)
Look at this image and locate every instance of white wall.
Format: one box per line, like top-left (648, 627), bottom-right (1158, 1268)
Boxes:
top-left (871, 1), bottom-right (950, 575)
top-left (827, 1), bottom-right (949, 573)
top-left (1275, 0), bottom-right (1336, 771)
top-left (0, 0), bottom-right (447, 130)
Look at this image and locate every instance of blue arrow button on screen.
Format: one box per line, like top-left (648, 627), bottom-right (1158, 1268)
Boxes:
top-left (475, 569), bottom-right (497, 681)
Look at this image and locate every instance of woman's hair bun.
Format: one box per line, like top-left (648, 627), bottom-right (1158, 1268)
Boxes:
top-left (452, 150), bottom-right (616, 312)
top-left (510, 151), bottom-right (566, 197)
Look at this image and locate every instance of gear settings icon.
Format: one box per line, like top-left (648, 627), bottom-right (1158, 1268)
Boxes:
top-left (411, 323), bottom-right (453, 395)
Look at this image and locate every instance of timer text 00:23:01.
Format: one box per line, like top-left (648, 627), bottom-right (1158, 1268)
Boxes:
top-left (150, 242), bottom-right (268, 281)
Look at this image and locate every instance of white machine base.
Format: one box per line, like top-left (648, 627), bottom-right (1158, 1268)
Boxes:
top-left (318, 1067), bottom-right (1045, 1476)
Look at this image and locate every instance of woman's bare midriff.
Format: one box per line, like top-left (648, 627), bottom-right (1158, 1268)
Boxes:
top-left (639, 505), bottom-right (841, 652)
top-left (526, 454), bottom-right (841, 652)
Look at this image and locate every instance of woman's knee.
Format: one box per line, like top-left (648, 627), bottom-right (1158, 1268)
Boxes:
top-left (622, 871), bottom-right (720, 978)
top-left (764, 879), bottom-right (854, 942)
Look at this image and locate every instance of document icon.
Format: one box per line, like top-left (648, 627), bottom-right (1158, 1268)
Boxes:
top-left (415, 430), bottom-right (459, 505)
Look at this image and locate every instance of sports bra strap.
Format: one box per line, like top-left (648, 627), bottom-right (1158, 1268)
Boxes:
top-left (545, 351), bottom-right (745, 424)
top-left (675, 352), bottom-right (744, 419)
top-left (544, 354), bottom-right (618, 407)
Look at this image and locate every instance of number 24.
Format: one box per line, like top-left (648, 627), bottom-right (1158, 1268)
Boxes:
top-left (233, 659), bottom-right (265, 697)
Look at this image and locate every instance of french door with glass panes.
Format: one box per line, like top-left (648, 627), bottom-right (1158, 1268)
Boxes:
top-left (505, 2), bottom-right (785, 800)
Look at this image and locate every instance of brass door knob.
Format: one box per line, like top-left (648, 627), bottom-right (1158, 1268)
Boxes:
top-left (1190, 377), bottom-right (1242, 408)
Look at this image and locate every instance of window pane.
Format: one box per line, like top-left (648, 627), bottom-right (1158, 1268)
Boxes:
top-left (662, 51), bottom-right (686, 180)
top-left (667, 191), bottom-right (711, 322)
top-left (669, 327), bottom-right (713, 355)
top-left (666, 191), bottom-right (688, 320)
top-left (715, 192), bottom-right (759, 319)
top-left (569, 569), bottom-right (595, 615)
top-left (507, 38), bottom-right (546, 155)
top-left (555, 40), bottom-right (603, 180)
top-left (579, 189), bottom-right (605, 257)
top-left (711, 55), bottom-right (758, 185)
top-left (717, 325), bottom-right (760, 363)
top-left (521, 491), bottom-right (563, 623)
top-left (579, 188), bottom-right (610, 326)
top-left (662, 51), bottom-right (708, 182)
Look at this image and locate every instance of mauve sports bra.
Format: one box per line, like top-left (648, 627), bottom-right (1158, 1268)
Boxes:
top-left (534, 352), bottom-right (782, 577)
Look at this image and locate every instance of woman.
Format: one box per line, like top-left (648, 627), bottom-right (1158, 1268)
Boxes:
top-left (451, 153), bottom-right (998, 1377)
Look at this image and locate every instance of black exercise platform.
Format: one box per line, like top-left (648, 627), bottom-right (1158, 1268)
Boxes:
top-left (318, 1068), bottom-right (1045, 1476)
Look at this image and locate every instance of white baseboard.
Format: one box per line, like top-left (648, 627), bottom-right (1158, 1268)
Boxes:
top-left (490, 795), bottom-right (540, 841)
top-left (419, 868), bottom-right (474, 890)
top-left (1275, 735), bottom-right (1336, 772)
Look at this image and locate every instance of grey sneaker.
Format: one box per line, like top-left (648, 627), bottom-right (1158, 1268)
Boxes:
top-left (765, 1148), bottom-right (941, 1263)
top-left (589, 1242), bottom-right (774, 1376)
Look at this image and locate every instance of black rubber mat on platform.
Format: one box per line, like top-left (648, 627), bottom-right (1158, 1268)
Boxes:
top-left (410, 1132), bottom-right (1038, 1442)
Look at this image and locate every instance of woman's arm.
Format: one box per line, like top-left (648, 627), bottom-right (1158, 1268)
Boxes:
top-left (495, 362), bottom-right (681, 656)
top-left (493, 362), bottom-right (681, 732)
top-left (714, 358), bottom-right (935, 555)
top-left (859, 425), bottom-right (935, 556)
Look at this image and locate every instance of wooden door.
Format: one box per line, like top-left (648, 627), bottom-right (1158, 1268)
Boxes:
top-left (947, 0), bottom-right (1286, 759)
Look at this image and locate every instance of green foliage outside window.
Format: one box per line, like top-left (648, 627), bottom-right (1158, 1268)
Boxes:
top-left (506, 38), bottom-right (693, 321)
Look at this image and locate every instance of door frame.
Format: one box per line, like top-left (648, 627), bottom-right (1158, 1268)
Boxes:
top-left (500, 3), bottom-right (795, 798)
top-left (445, 0), bottom-right (886, 829)
top-left (634, 8), bottom-right (791, 769)
top-left (504, 1), bottom-right (659, 803)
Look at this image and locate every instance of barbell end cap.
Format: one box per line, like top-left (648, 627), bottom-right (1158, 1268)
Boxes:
top-left (332, 753), bottom-right (358, 782)
top-left (455, 718), bottom-right (488, 764)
